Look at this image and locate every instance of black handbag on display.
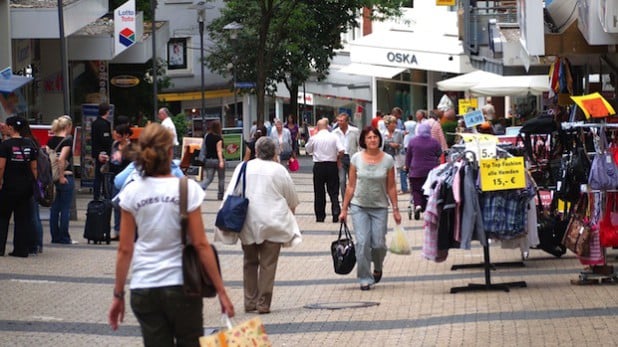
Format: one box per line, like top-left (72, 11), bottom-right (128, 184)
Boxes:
top-left (179, 177), bottom-right (220, 298)
top-left (190, 150), bottom-right (204, 166)
top-left (215, 161), bottom-right (249, 233)
top-left (331, 222), bottom-right (356, 275)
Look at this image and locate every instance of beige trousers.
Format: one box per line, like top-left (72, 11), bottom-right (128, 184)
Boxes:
top-left (241, 241), bottom-right (282, 312)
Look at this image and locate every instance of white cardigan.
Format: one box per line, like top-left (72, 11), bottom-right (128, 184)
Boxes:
top-left (214, 159), bottom-right (302, 247)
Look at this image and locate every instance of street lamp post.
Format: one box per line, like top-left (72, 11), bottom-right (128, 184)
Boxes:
top-left (191, 1), bottom-right (212, 135)
top-left (223, 21), bottom-right (243, 127)
top-left (197, 9), bottom-right (205, 133)
top-left (151, 0), bottom-right (158, 119)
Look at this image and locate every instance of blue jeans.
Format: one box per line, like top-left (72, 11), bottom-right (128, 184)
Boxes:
top-left (201, 166), bottom-right (225, 199)
top-left (131, 285), bottom-right (203, 347)
top-left (112, 184), bottom-right (120, 234)
top-left (50, 175), bottom-right (74, 243)
top-left (350, 204), bottom-right (388, 286)
top-left (399, 168), bottom-right (408, 193)
top-left (30, 197), bottom-right (43, 251)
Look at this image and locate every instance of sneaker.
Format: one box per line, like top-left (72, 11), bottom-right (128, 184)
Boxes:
top-left (414, 206), bottom-right (422, 220)
top-left (71, 240), bottom-right (79, 245)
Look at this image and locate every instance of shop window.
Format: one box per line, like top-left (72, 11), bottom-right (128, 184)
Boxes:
top-left (167, 38), bottom-right (188, 70)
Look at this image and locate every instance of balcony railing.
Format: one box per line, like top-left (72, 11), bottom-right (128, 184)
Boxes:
top-left (461, 0), bottom-right (518, 55)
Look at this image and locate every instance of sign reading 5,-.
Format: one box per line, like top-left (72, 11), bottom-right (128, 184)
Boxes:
top-left (461, 133), bottom-right (497, 160)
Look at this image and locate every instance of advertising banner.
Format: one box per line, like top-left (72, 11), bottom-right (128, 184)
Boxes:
top-left (114, 0), bottom-right (137, 56)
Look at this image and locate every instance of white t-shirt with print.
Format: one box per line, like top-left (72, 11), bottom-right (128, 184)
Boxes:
top-left (118, 176), bottom-right (205, 289)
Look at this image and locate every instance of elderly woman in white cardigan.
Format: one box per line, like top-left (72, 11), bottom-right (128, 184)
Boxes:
top-left (215, 136), bottom-right (301, 314)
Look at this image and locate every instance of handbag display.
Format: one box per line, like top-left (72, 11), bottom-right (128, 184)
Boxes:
top-left (215, 162), bottom-right (249, 233)
top-left (599, 192), bottom-right (618, 247)
top-left (200, 315), bottom-right (272, 347)
top-left (562, 194), bottom-right (592, 257)
top-left (179, 177), bottom-right (221, 298)
top-left (331, 221), bottom-right (356, 275)
top-left (588, 130), bottom-right (618, 190)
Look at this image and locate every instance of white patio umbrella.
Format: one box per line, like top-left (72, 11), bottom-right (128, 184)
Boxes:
top-left (436, 70), bottom-right (498, 92)
top-left (437, 70), bottom-right (549, 96)
top-left (470, 74), bottom-right (549, 96)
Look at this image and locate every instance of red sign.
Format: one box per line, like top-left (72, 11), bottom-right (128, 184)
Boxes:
top-left (31, 125), bottom-right (53, 146)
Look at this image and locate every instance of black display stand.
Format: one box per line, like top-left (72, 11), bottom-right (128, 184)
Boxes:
top-left (450, 245), bottom-right (527, 293)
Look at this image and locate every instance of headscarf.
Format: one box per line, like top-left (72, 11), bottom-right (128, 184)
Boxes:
top-left (417, 123), bottom-right (431, 137)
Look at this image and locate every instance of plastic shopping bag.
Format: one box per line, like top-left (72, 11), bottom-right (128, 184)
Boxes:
top-left (389, 224), bottom-right (411, 255)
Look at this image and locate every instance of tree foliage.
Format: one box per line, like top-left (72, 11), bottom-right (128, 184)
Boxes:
top-left (206, 0), bottom-right (402, 124)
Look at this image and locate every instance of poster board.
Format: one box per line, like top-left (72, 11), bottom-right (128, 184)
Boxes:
top-left (181, 137), bottom-right (203, 181)
top-left (222, 127), bottom-right (243, 161)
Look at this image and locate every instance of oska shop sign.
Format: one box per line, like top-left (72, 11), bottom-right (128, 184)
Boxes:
top-left (386, 51), bottom-right (418, 65)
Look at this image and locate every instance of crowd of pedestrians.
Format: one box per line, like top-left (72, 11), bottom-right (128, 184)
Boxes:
top-left (0, 103), bottom-right (463, 345)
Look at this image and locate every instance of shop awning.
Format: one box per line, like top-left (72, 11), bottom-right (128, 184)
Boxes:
top-left (437, 70), bottom-right (549, 96)
top-left (339, 63), bottom-right (406, 79)
top-left (0, 74), bottom-right (33, 93)
top-left (347, 30), bottom-right (473, 74)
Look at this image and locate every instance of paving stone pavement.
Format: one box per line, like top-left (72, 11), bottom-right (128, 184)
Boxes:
top-left (1, 155), bottom-right (618, 346)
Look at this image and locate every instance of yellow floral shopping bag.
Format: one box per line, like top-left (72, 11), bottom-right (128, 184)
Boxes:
top-left (200, 315), bottom-right (272, 347)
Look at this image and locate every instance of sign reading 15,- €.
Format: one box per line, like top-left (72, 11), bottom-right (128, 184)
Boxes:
top-left (479, 157), bottom-right (526, 191)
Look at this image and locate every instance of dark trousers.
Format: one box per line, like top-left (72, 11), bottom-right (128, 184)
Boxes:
top-left (93, 160), bottom-right (104, 200)
top-left (409, 176), bottom-right (428, 210)
top-left (313, 161), bottom-right (340, 221)
top-left (131, 285), bottom-right (204, 347)
top-left (0, 191), bottom-right (33, 256)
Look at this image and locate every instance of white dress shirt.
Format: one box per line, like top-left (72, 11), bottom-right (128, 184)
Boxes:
top-left (305, 129), bottom-right (344, 162)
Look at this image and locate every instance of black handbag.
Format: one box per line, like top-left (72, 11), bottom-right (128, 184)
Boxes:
top-left (179, 177), bottom-right (220, 298)
top-left (331, 222), bottom-right (356, 275)
top-left (190, 150), bottom-right (204, 166)
top-left (215, 161), bottom-right (249, 233)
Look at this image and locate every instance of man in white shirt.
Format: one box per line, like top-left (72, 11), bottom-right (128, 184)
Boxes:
top-left (305, 118), bottom-right (344, 223)
top-left (332, 113), bottom-right (359, 200)
top-left (158, 107), bottom-right (179, 147)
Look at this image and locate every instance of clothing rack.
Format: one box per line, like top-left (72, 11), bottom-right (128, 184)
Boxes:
top-left (561, 122), bottom-right (618, 130)
top-left (449, 146), bottom-right (526, 275)
top-left (450, 243), bottom-right (528, 293)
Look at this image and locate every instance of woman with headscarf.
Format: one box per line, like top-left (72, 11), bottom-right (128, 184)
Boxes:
top-left (404, 123), bottom-right (442, 220)
top-left (216, 137), bottom-right (301, 314)
top-left (0, 116), bottom-right (38, 257)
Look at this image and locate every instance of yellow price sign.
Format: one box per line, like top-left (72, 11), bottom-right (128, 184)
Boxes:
top-left (458, 99), bottom-right (478, 115)
top-left (479, 157), bottom-right (526, 191)
top-left (459, 133), bottom-right (497, 143)
top-left (436, 0), bottom-right (456, 5)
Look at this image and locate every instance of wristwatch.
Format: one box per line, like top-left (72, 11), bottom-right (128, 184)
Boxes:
top-left (113, 290), bottom-right (125, 300)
